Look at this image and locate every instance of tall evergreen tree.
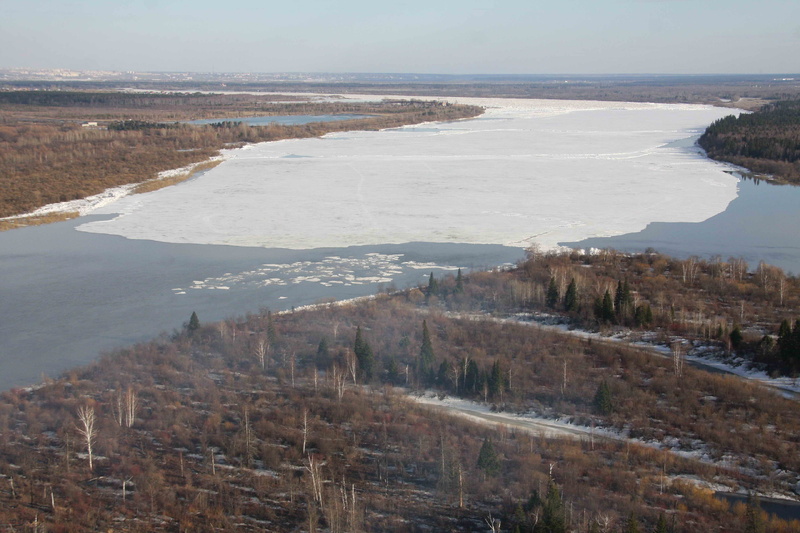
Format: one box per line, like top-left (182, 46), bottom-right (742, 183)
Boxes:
top-left (437, 360), bottom-right (452, 390)
top-left (354, 326), bottom-right (374, 380)
top-left (385, 356), bottom-right (400, 384)
top-left (615, 280), bottom-right (633, 321)
top-left (730, 325), bottom-right (744, 350)
top-left (488, 360), bottom-right (503, 400)
top-left (546, 277), bottom-right (560, 309)
top-left (419, 320), bottom-right (435, 379)
top-left (465, 359), bottom-right (481, 395)
top-left (476, 438), bottom-right (500, 476)
top-left (654, 514), bottom-right (668, 533)
top-left (634, 303), bottom-right (653, 327)
top-left (623, 513), bottom-right (641, 533)
top-left (455, 268), bottom-right (464, 293)
top-left (593, 381), bottom-right (613, 415)
top-left (540, 484), bottom-right (566, 533)
top-left (187, 311), bottom-right (200, 334)
top-left (563, 278), bottom-right (578, 312)
top-left (316, 337), bottom-right (330, 367)
top-left (266, 310), bottom-right (277, 345)
top-left (427, 272), bottom-right (439, 297)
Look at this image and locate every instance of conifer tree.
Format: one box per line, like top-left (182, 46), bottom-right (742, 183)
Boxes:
top-left (427, 272), bottom-right (439, 297)
top-left (654, 514), bottom-right (668, 533)
top-left (488, 360), bottom-right (503, 400)
top-left (455, 268), bottom-right (464, 293)
top-left (593, 380), bottom-right (613, 415)
top-left (623, 512), bottom-right (641, 533)
top-left (476, 438), bottom-right (500, 476)
top-left (419, 320), bottom-right (435, 379)
top-left (564, 278), bottom-right (578, 312)
top-left (266, 310), bottom-right (277, 345)
top-left (316, 337), bottom-right (329, 367)
top-left (354, 326), bottom-right (374, 380)
top-left (541, 484), bottom-right (566, 533)
top-left (187, 311), bottom-right (200, 334)
top-left (730, 325), bottom-right (744, 350)
top-left (465, 359), bottom-right (481, 395)
top-left (546, 277), bottom-right (560, 309)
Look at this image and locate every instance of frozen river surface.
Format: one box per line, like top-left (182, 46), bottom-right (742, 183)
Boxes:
top-left (78, 98), bottom-right (739, 250)
top-left (1, 97), bottom-right (742, 391)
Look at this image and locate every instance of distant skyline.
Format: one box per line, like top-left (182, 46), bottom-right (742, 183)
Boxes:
top-left (2, 0), bottom-right (798, 75)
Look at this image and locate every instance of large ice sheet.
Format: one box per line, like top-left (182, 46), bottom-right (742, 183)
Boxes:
top-left (77, 98), bottom-right (739, 250)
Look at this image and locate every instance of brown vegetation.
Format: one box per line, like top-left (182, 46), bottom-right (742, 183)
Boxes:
top-left (0, 92), bottom-right (482, 219)
top-left (0, 210), bottom-right (79, 231)
top-left (1, 250), bottom-right (799, 530)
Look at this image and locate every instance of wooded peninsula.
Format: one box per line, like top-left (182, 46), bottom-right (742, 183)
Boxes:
top-left (699, 99), bottom-right (800, 184)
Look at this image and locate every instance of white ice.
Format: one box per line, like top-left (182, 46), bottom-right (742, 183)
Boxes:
top-left (76, 97), bottom-right (740, 251)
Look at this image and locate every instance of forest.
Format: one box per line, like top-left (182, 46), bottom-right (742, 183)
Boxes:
top-left (698, 99), bottom-right (800, 183)
top-left (1, 249), bottom-right (799, 531)
top-left (0, 91), bottom-right (482, 222)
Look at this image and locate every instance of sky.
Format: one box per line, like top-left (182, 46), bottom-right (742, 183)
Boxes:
top-left (2, 0), bottom-right (798, 75)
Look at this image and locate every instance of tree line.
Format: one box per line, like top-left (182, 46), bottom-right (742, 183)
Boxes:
top-left (699, 99), bottom-right (800, 183)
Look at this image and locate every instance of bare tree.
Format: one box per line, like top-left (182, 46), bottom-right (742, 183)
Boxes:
top-left (331, 365), bottom-right (346, 401)
top-left (306, 455), bottom-right (324, 506)
top-left (778, 274), bottom-right (787, 306)
top-left (254, 337), bottom-right (269, 369)
top-left (302, 409), bottom-right (309, 454)
top-left (123, 387), bottom-right (137, 428)
top-left (671, 342), bottom-right (684, 378)
top-left (680, 256), bottom-right (699, 284)
top-left (243, 406), bottom-right (254, 466)
top-left (345, 349), bottom-right (358, 385)
top-left (485, 514), bottom-right (501, 533)
top-left (76, 405), bottom-right (97, 471)
top-left (113, 387), bottom-right (137, 427)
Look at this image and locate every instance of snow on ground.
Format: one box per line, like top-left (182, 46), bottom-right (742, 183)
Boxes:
top-left (0, 155), bottom-right (228, 221)
top-left (75, 97), bottom-right (740, 251)
top-left (475, 311), bottom-right (800, 396)
top-left (408, 392), bottom-right (602, 440)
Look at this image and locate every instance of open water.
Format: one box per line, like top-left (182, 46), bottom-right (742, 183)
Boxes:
top-left (0, 217), bottom-right (521, 391)
top-left (563, 175), bottom-right (800, 275)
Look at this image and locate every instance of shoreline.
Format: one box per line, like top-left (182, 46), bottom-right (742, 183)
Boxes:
top-left (0, 97), bottom-right (484, 230)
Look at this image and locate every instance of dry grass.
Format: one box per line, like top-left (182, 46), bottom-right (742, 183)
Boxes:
top-left (132, 159), bottom-right (223, 194)
top-left (0, 211), bottom-right (80, 231)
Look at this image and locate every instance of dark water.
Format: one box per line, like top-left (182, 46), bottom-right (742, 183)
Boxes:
top-left (0, 216), bottom-right (522, 391)
top-left (715, 492), bottom-right (800, 522)
top-left (562, 176), bottom-right (800, 275)
top-left (188, 114), bottom-right (370, 126)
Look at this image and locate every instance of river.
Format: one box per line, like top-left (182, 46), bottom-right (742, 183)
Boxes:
top-left (0, 98), bottom-right (784, 391)
top-left (0, 216), bottom-right (521, 391)
top-left (564, 174), bottom-right (800, 275)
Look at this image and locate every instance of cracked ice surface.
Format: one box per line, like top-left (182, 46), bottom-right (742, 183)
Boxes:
top-left (77, 97), bottom-right (739, 250)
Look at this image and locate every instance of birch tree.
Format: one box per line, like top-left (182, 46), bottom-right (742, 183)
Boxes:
top-left (76, 405), bottom-right (97, 471)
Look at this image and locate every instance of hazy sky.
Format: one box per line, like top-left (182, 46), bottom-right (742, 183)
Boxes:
top-left (2, 0), bottom-right (798, 74)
